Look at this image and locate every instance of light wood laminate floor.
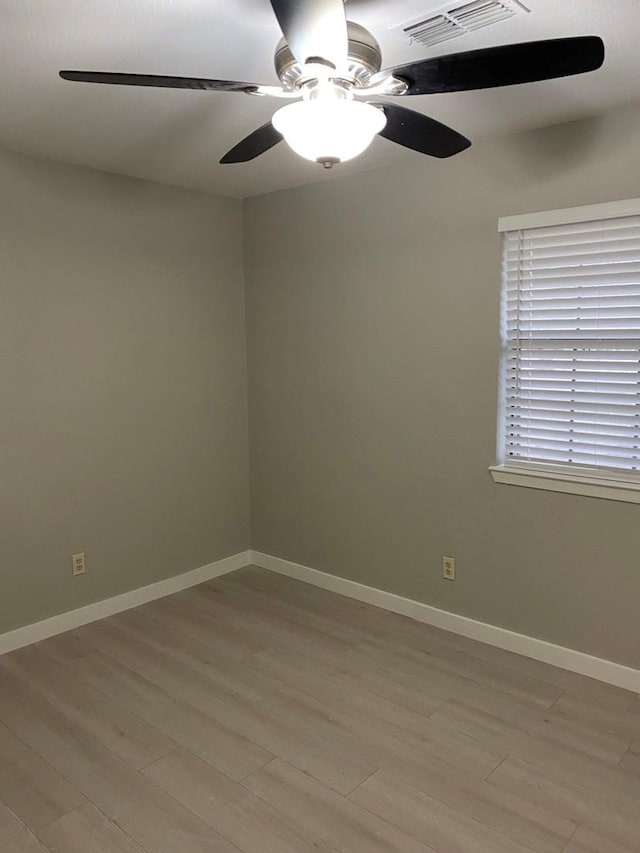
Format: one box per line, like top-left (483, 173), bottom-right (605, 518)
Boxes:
top-left (1, 566), bottom-right (639, 853)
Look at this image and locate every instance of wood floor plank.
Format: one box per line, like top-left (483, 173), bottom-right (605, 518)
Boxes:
top-left (2, 644), bottom-right (177, 770)
top-left (0, 720), bottom-right (85, 831)
top-left (144, 748), bottom-right (340, 853)
top-left (226, 571), bottom-right (579, 722)
top-left (563, 826), bottom-right (634, 853)
top-left (243, 758), bottom-right (437, 853)
top-left (349, 769), bottom-right (537, 853)
top-left (253, 639), bottom-right (448, 717)
top-left (37, 803), bottom-right (145, 853)
top-left (363, 610), bottom-right (635, 711)
top-left (373, 635), bottom-right (564, 709)
top-left (488, 756), bottom-right (640, 851)
top-left (377, 755), bottom-right (576, 853)
top-left (344, 641), bottom-right (558, 721)
top-left (196, 580), bottom-right (356, 655)
top-left (0, 801), bottom-right (49, 853)
top-left (430, 699), bottom-right (640, 804)
top-left (551, 695), bottom-right (640, 744)
top-left (143, 747), bottom-right (250, 813)
top-left (139, 594), bottom-right (266, 659)
top-left (110, 608), bottom-right (283, 703)
top-left (0, 665), bottom-right (145, 816)
top-left (276, 697), bottom-right (573, 853)
top-left (558, 683), bottom-right (637, 714)
top-left (183, 586), bottom-right (356, 665)
top-left (218, 571), bottom-right (382, 647)
top-left (182, 582), bottom-right (357, 660)
top-left (430, 690), bottom-right (631, 765)
top-left (233, 567), bottom-right (633, 711)
top-left (219, 572), bottom-right (567, 717)
top-left (213, 796), bottom-right (340, 853)
top-left (251, 646), bottom-right (445, 741)
top-left (619, 745), bottom-right (640, 776)
top-left (254, 645), bottom-right (629, 767)
top-left (40, 632), bottom-right (272, 781)
top-left (79, 619), bottom-right (375, 794)
top-left (259, 683), bottom-right (505, 780)
top-left (0, 667), bottom-right (243, 853)
top-left (228, 567), bottom-right (428, 639)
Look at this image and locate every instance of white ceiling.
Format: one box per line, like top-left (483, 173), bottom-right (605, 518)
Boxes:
top-left (1, 0), bottom-right (639, 198)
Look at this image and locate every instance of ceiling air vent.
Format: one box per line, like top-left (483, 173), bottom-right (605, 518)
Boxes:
top-left (393, 0), bottom-right (530, 49)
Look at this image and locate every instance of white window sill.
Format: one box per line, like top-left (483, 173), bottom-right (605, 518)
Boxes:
top-left (489, 465), bottom-right (640, 504)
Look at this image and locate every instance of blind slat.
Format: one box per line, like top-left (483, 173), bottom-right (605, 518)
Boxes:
top-left (503, 215), bottom-right (640, 240)
top-left (501, 397), bottom-right (640, 417)
top-left (504, 231), bottom-right (640, 252)
top-left (506, 424), bottom-right (640, 443)
top-left (506, 249), bottom-right (640, 268)
top-left (505, 447), bottom-right (640, 468)
top-left (508, 417), bottom-right (640, 433)
top-left (506, 279), bottom-right (640, 293)
top-left (505, 267), bottom-right (640, 286)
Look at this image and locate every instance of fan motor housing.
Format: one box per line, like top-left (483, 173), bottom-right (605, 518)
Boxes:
top-left (275, 21), bottom-right (382, 89)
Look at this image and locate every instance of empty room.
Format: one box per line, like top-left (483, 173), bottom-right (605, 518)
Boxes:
top-left (1, 1), bottom-right (640, 851)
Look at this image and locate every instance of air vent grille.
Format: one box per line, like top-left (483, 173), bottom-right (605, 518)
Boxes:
top-left (395, 0), bottom-right (529, 49)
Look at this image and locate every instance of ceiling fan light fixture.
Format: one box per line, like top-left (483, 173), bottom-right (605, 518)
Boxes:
top-left (272, 97), bottom-right (386, 167)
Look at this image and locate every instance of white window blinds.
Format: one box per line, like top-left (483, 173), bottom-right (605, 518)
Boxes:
top-left (499, 212), bottom-right (640, 478)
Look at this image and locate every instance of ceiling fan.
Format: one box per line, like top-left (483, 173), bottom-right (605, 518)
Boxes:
top-left (59, 0), bottom-right (604, 169)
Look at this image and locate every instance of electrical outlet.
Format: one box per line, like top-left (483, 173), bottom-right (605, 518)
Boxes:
top-left (442, 556), bottom-right (455, 581)
top-left (72, 552), bottom-right (86, 576)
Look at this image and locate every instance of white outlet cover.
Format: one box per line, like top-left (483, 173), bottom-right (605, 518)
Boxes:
top-left (72, 552), bottom-right (86, 575)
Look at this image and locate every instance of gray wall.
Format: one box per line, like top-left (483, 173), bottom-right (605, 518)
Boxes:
top-left (0, 148), bottom-right (250, 633)
top-left (244, 103), bottom-right (640, 669)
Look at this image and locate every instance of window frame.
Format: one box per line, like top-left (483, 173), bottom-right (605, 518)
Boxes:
top-left (491, 197), bottom-right (640, 503)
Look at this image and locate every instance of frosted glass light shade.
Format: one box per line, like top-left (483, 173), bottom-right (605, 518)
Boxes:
top-left (272, 99), bottom-right (386, 165)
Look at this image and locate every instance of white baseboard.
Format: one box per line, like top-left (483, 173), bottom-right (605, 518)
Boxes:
top-left (4, 547), bottom-right (638, 694)
top-left (0, 550), bottom-right (252, 656)
top-left (251, 551), bottom-right (640, 694)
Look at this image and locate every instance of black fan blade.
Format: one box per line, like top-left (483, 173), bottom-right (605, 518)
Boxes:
top-left (387, 36), bottom-right (605, 96)
top-left (220, 122), bottom-right (284, 164)
top-left (269, 0), bottom-right (348, 68)
top-left (59, 70), bottom-right (258, 93)
top-left (372, 102), bottom-right (470, 158)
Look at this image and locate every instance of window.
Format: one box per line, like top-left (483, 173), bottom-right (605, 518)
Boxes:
top-left (491, 198), bottom-right (640, 502)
